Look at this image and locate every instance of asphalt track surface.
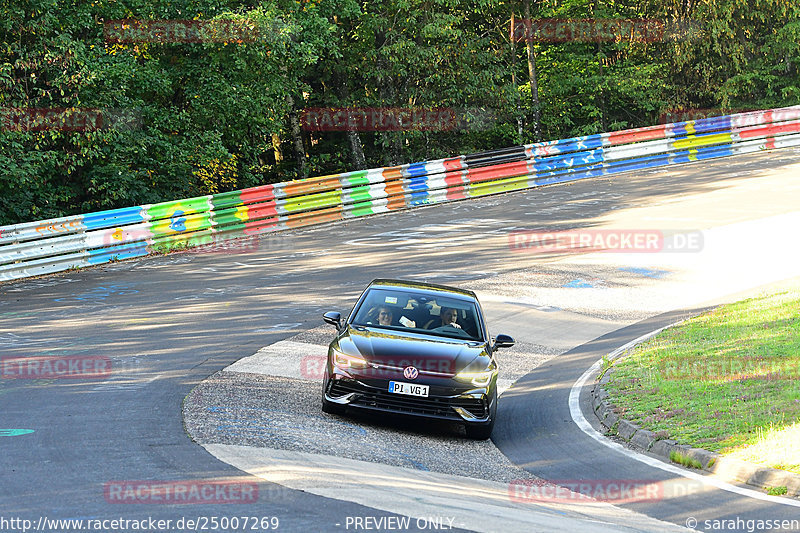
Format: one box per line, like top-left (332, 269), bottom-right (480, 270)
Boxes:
top-left (2, 149), bottom-right (800, 532)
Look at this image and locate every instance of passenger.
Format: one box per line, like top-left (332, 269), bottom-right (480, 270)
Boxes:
top-left (368, 306), bottom-right (393, 326)
top-left (425, 307), bottom-right (462, 329)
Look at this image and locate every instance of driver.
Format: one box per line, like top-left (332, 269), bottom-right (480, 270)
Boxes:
top-left (425, 307), bottom-right (462, 329)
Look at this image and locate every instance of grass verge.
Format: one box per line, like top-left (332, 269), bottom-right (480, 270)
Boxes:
top-left (604, 286), bottom-right (800, 474)
top-left (670, 450), bottom-right (703, 469)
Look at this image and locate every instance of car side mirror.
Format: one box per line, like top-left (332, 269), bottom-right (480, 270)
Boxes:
top-left (493, 334), bottom-right (515, 350)
top-left (323, 311), bottom-right (342, 329)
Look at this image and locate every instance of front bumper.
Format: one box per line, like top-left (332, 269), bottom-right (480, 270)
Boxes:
top-left (324, 375), bottom-right (493, 423)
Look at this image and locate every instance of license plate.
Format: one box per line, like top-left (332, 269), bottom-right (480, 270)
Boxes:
top-left (388, 381), bottom-right (429, 397)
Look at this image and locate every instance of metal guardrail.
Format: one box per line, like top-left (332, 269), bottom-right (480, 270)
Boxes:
top-left (2, 105), bottom-right (800, 282)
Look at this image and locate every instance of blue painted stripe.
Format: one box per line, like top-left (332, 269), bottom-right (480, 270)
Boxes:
top-left (604, 152), bottom-right (672, 173)
top-left (405, 163), bottom-right (429, 178)
top-left (671, 118), bottom-right (736, 137)
top-left (564, 279), bottom-right (594, 288)
top-left (407, 189), bottom-right (430, 206)
top-left (406, 177), bottom-right (430, 191)
top-left (86, 242), bottom-right (148, 264)
top-left (669, 143), bottom-right (736, 164)
top-left (532, 135), bottom-right (604, 155)
top-left (694, 144), bottom-right (735, 159)
top-left (692, 115), bottom-right (733, 133)
top-left (82, 207), bottom-right (145, 231)
top-left (532, 163), bottom-right (606, 186)
top-left (532, 148), bottom-right (605, 173)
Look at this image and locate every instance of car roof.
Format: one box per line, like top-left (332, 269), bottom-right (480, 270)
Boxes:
top-left (367, 279), bottom-right (477, 301)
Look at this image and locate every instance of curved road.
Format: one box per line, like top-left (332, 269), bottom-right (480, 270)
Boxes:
top-left (2, 149), bottom-right (800, 532)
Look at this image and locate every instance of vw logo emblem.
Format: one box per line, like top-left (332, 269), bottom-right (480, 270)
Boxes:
top-left (403, 366), bottom-right (419, 380)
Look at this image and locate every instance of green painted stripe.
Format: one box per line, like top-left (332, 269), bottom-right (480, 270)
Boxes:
top-left (349, 204), bottom-right (378, 217)
top-left (343, 171), bottom-right (370, 187)
top-left (210, 190), bottom-right (244, 210)
top-left (282, 190), bottom-right (342, 212)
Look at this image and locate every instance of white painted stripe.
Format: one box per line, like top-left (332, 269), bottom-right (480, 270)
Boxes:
top-left (225, 340), bottom-right (328, 380)
top-left (205, 444), bottom-right (689, 533)
top-left (568, 329), bottom-right (800, 508)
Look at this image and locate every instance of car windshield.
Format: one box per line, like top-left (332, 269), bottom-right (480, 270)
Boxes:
top-left (351, 288), bottom-right (483, 341)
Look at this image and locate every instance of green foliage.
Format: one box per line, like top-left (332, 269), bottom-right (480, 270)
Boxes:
top-left (670, 450), bottom-right (703, 469)
top-left (766, 486), bottom-right (788, 496)
top-left (1, 0), bottom-right (798, 225)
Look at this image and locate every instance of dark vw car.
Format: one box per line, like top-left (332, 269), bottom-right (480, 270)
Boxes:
top-left (321, 279), bottom-right (514, 439)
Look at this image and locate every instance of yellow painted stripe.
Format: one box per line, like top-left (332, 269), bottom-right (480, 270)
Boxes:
top-left (673, 132), bottom-right (733, 150)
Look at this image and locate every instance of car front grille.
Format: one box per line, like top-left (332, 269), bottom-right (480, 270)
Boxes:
top-left (329, 380), bottom-right (488, 420)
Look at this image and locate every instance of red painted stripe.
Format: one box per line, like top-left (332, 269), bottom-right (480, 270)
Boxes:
top-left (446, 183), bottom-right (469, 200)
top-left (240, 184), bottom-right (275, 204)
top-left (738, 120), bottom-right (800, 139)
top-left (243, 201), bottom-right (279, 233)
top-left (443, 157), bottom-right (466, 172)
top-left (244, 217), bottom-right (279, 234)
top-left (444, 169), bottom-right (465, 187)
top-left (466, 161), bottom-right (528, 183)
top-left (605, 124), bottom-right (668, 146)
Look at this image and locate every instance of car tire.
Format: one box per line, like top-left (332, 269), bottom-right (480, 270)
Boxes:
top-left (321, 374), bottom-right (347, 415)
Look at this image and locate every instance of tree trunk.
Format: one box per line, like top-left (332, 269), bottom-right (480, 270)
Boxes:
top-left (510, 12), bottom-right (524, 144)
top-left (336, 81), bottom-right (368, 170)
top-left (286, 94), bottom-right (308, 178)
top-left (593, 0), bottom-right (608, 132)
top-left (346, 130), bottom-right (367, 169)
top-left (523, 0), bottom-right (542, 142)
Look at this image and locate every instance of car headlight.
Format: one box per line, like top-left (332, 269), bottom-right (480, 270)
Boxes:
top-left (332, 348), bottom-right (368, 369)
top-left (455, 364), bottom-right (497, 387)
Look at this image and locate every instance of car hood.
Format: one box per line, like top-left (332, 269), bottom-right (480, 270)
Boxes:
top-left (337, 326), bottom-right (489, 374)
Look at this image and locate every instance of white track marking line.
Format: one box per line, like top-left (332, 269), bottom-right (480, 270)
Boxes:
top-left (568, 328), bottom-right (800, 508)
